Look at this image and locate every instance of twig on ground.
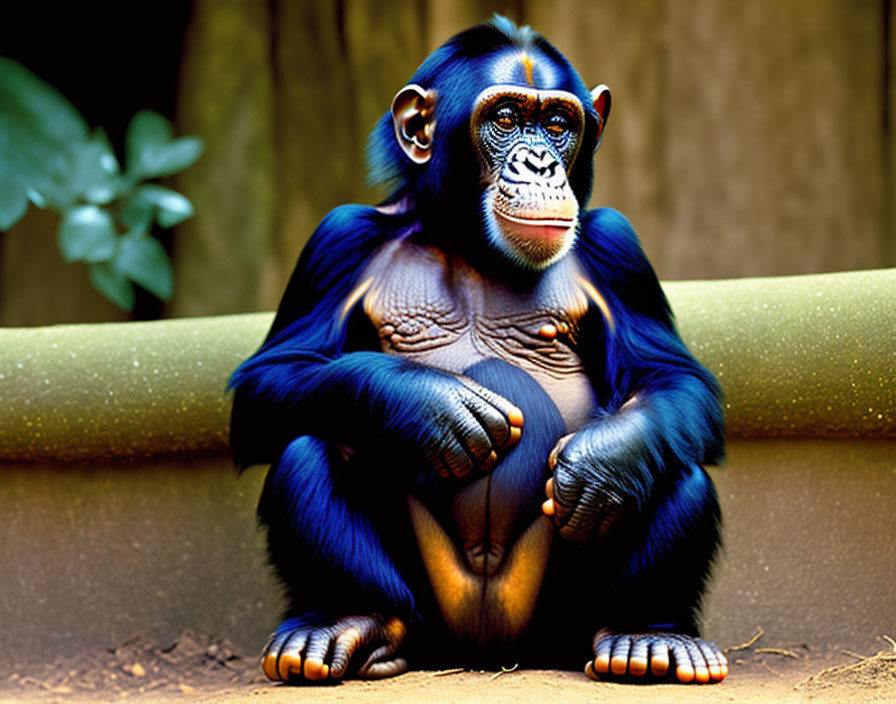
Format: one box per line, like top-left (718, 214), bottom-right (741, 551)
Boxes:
top-left (756, 648), bottom-right (799, 659)
top-left (842, 650), bottom-right (867, 660)
top-left (760, 661), bottom-right (784, 678)
top-left (431, 668), bottom-right (465, 677)
top-left (489, 664), bottom-right (519, 681)
top-left (725, 628), bottom-right (765, 653)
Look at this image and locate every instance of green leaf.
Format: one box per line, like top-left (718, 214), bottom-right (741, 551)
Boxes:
top-left (117, 193), bottom-right (154, 234)
top-left (25, 187), bottom-right (47, 208)
top-left (0, 59), bottom-right (87, 210)
top-left (116, 231), bottom-right (174, 301)
top-left (142, 136), bottom-right (204, 178)
top-left (2, 116), bottom-right (81, 210)
top-left (57, 205), bottom-right (117, 263)
top-left (0, 58), bottom-right (88, 145)
top-left (135, 185), bottom-right (195, 227)
top-left (126, 110), bottom-right (173, 178)
top-left (88, 261), bottom-right (135, 311)
top-left (0, 174), bottom-right (28, 230)
top-left (74, 129), bottom-right (124, 205)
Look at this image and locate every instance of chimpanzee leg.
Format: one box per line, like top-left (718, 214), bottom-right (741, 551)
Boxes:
top-left (257, 436), bottom-right (414, 682)
top-left (586, 463), bottom-right (728, 683)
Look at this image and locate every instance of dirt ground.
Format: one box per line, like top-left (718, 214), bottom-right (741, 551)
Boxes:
top-left (3, 631), bottom-right (896, 704)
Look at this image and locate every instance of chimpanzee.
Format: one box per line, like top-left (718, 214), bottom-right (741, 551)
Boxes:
top-left (230, 16), bottom-right (727, 685)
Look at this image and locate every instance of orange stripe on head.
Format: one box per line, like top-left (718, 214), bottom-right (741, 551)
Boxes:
top-left (521, 53), bottom-right (536, 87)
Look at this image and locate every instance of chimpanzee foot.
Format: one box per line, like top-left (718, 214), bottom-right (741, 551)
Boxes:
top-left (261, 615), bottom-right (407, 683)
top-left (586, 629), bottom-right (728, 684)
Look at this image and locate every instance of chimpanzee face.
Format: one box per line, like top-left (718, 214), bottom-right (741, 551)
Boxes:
top-left (389, 43), bottom-right (610, 271)
top-left (471, 85), bottom-right (587, 269)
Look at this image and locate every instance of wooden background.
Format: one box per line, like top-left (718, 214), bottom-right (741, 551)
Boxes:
top-left (2, 0), bottom-right (893, 323)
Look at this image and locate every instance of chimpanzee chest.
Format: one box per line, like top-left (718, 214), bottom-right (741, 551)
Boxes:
top-left (359, 239), bottom-right (598, 431)
top-left (356, 238), bottom-right (602, 647)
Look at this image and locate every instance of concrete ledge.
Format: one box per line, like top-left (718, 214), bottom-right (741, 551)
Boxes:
top-left (667, 268), bottom-right (895, 438)
top-left (0, 269), bottom-right (893, 464)
top-left (0, 314), bottom-right (272, 462)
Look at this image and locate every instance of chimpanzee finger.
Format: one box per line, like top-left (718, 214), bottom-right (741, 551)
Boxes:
top-left (458, 378), bottom-right (524, 450)
top-left (550, 466), bottom-right (596, 540)
top-left (452, 406), bottom-right (500, 471)
top-left (435, 431), bottom-right (475, 478)
top-left (548, 433), bottom-right (574, 469)
top-left (542, 477), bottom-right (556, 516)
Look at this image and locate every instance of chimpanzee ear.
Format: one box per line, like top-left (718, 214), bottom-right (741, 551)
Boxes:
top-left (590, 84), bottom-right (611, 148)
top-left (391, 84), bottom-right (437, 164)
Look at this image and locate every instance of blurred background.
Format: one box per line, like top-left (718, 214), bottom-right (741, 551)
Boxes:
top-left (1, 0), bottom-right (893, 326)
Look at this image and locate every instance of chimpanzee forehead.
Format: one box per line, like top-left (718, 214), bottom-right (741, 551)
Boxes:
top-left (470, 84), bottom-right (586, 127)
top-left (488, 49), bottom-right (563, 90)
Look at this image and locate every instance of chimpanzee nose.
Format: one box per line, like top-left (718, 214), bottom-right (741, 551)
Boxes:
top-left (521, 148), bottom-right (553, 173)
top-left (505, 145), bottom-right (558, 181)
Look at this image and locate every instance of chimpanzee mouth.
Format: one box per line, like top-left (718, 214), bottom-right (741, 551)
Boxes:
top-left (493, 208), bottom-right (576, 241)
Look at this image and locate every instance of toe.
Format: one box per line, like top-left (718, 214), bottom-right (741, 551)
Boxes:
top-left (278, 629), bottom-right (310, 681)
top-left (697, 638), bottom-right (729, 682)
top-left (261, 631), bottom-right (290, 681)
top-left (261, 652), bottom-right (281, 682)
top-left (670, 637), bottom-right (706, 684)
top-left (610, 635), bottom-right (632, 676)
top-left (649, 639), bottom-right (671, 677)
top-left (671, 645), bottom-right (696, 683)
top-left (686, 638), bottom-right (711, 684)
top-left (260, 628), bottom-right (309, 682)
top-left (302, 659), bottom-right (330, 680)
top-left (628, 637), bottom-right (650, 676)
top-left (330, 627), bottom-right (362, 679)
top-left (359, 657), bottom-right (409, 679)
top-left (591, 632), bottom-right (614, 675)
top-left (277, 650), bottom-right (304, 681)
top-left (302, 629), bottom-right (335, 680)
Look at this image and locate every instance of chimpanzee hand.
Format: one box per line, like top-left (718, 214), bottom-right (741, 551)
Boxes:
top-left (372, 366), bottom-right (523, 478)
top-left (542, 410), bottom-right (653, 541)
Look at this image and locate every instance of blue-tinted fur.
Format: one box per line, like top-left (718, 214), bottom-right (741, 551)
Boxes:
top-left (567, 207), bottom-right (725, 516)
top-left (230, 16), bottom-right (723, 662)
top-left (229, 204), bottom-right (417, 467)
top-left (260, 436), bottom-right (417, 619)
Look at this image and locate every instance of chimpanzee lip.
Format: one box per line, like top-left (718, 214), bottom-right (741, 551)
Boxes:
top-left (494, 208), bottom-right (575, 231)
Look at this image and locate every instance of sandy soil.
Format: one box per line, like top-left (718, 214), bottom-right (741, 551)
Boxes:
top-left (3, 632), bottom-right (895, 704)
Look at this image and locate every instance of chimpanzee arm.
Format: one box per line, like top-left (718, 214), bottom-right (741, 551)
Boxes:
top-left (545, 207), bottom-right (725, 540)
top-left (229, 204), bottom-right (520, 473)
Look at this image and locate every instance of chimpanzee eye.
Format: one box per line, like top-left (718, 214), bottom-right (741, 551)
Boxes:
top-left (491, 104), bottom-right (519, 130)
top-left (543, 112), bottom-right (571, 135)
